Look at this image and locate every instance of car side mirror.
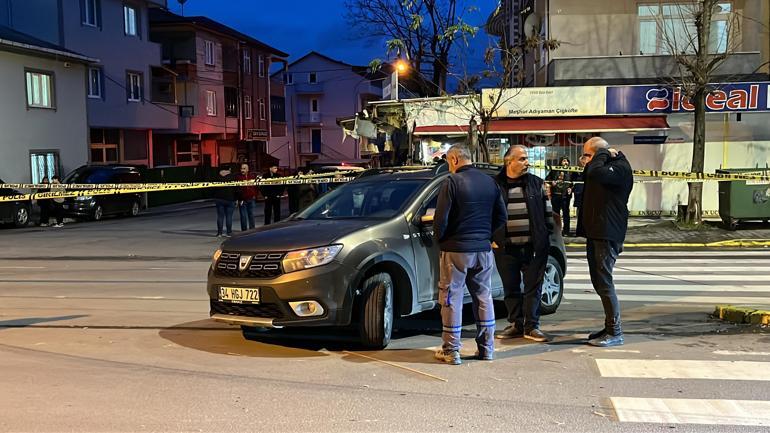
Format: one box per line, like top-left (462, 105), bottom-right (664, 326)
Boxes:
top-left (420, 208), bottom-right (435, 225)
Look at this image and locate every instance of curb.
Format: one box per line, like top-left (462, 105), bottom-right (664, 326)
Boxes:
top-left (565, 239), bottom-right (770, 248)
top-left (713, 305), bottom-right (770, 325)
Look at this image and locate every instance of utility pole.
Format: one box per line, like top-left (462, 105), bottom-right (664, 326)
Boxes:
top-left (177, 0), bottom-right (188, 16)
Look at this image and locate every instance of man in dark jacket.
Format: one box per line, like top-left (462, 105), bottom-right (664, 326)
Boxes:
top-left (236, 163), bottom-right (257, 231)
top-left (577, 137), bottom-right (634, 347)
top-left (432, 145), bottom-right (507, 365)
top-left (260, 165), bottom-right (284, 225)
top-left (494, 145), bottom-right (555, 343)
top-left (211, 167), bottom-right (236, 237)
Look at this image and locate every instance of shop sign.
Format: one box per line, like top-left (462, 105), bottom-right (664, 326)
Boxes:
top-left (606, 83), bottom-right (770, 114)
top-left (483, 87), bottom-right (606, 117)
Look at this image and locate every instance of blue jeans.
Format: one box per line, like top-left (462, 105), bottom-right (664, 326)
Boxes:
top-left (586, 239), bottom-right (623, 335)
top-left (239, 199), bottom-right (256, 231)
top-left (214, 199), bottom-right (235, 235)
top-left (438, 250), bottom-right (496, 354)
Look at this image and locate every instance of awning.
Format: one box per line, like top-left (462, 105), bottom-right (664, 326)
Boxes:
top-left (413, 116), bottom-right (670, 136)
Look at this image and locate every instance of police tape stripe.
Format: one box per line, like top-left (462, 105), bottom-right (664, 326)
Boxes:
top-left (534, 164), bottom-right (770, 182)
top-left (0, 177), bottom-right (358, 203)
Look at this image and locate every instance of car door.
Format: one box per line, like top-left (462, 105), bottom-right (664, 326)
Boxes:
top-left (407, 186), bottom-right (441, 302)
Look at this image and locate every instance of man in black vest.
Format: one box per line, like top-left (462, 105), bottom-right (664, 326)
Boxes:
top-left (577, 137), bottom-right (634, 347)
top-left (494, 145), bottom-right (556, 343)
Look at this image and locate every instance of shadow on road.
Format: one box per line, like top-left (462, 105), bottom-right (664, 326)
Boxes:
top-left (0, 315), bottom-right (88, 329)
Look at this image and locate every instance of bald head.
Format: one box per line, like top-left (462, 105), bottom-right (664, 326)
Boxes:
top-left (582, 137), bottom-right (611, 165)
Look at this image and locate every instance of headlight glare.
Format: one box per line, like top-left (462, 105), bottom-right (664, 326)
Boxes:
top-left (282, 245), bottom-right (342, 273)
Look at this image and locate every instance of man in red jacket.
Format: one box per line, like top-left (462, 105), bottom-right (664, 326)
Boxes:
top-left (236, 163), bottom-right (257, 231)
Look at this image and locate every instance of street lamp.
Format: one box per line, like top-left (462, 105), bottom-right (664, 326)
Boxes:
top-left (391, 59), bottom-right (408, 101)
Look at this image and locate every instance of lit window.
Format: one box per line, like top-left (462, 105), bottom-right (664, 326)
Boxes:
top-left (259, 98), bottom-right (266, 120)
top-left (205, 40), bottom-right (215, 66)
top-left (637, 2), bottom-right (731, 55)
top-left (243, 50), bottom-right (251, 74)
top-left (258, 55), bottom-right (265, 77)
top-left (26, 71), bottom-right (55, 109)
top-left (244, 95), bottom-right (252, 119)
top-left (88, 68), bottom-right (102, 98)
top-left (124, 5), bottom-right (137, 36)
top-left (127, 72), bottom-right (142, 102)
top-left (83, 0), bottom-right (98, 26)
top-left (206, 90), bottom-right (217, 116)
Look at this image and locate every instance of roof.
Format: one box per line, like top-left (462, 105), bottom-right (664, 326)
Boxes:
top-left (0, 26), bottom-right (96, 63)
top-left (149, 9), bottom-right (288, 57)
top-left (271, 51), bottom-right (387, 79)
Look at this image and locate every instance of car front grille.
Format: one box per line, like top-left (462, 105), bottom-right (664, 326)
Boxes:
top-left (215, 251), bottom-right (285, 278)
top-left (210, 300), bottom-right (285, 320)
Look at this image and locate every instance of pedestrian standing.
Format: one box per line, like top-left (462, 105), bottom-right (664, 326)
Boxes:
top-left (50, 176), bottom-right (65, 227)
top-left (260, 165), bottom-right (284, 225)
top-left (572, 155), bottom-right (588, 222)
top-left (236, 163), bottom-right (257, 231)
top-left (38, 176), bottom-right (51, 227)
top-left (287, 170), bottom-right (302, 215)
top-left (549, 157), bottom-right (573, 236)
top-left (494, 145), bottom-right (555, 343)
top-left (433, 145), bottom-right (507, 365)
top-left (212, 167), bottom-right (236, 237)
top-left (577, 137), bottom-right (634, 347)
top-left (296, 170), bottom-right (318, 213)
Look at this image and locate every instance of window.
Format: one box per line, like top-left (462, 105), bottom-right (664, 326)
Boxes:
top-left (206, 90), bottom-right (217, 116)
top-left (243, 49), bottom-right (251, 74)
top-left (25, 70), bottom-right (55, 109)
top-left (244, 95), bottom-right (252, 119)
top-left (82, 0), bottom-right (98, 26)
top-left (224, 87), bottom-right (238, 117)
top-left (259, 98), bottom-right (266, 120)
top-left (284, 73), bottom-right (293, 85)
top-left (123, 5), bottom-right (137, 36)
top-left (30, 151), bottom-right (59, 184)
top-left (310, 98), bottom-right (319, 112)
top-left (309, 72), bottom-right (317, 83)
top-left (176, 141), bottom-right (200, 163)
top-left (90, 128), bottom-right (120, 164)
top-left (258, 55), bottom-right (265, 77)
top-left (205, 40), bottom-right (215, 66)
top-left (127, 72), bottom-right (142, 102)
top-left (638, 2), bottom-right (732, 55)
top-left (271, 96), bottom-right (286, 122)
top-left (88, 68), bottom-right (102, 98)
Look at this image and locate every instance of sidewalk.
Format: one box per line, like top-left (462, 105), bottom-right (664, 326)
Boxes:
top-left (564, 217), bottom-right (770, 247)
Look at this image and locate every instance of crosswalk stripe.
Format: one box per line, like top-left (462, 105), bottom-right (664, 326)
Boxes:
top-left (566, 273), bottom-right (770, 281)
top-left (566, 251), bottom-right (769, 257)
top-left (565, 283), bottom-right (770, 292)
top-left (567, 266), bottom-right (769, 272)
top-left (566, 258), bottom-right (770, 265)
top-left (566, 293), bottom-right (770, 304)
top-left (596, 359), bottom-right (770, 381)
top-left (610, 397), bottom-right (770, 426)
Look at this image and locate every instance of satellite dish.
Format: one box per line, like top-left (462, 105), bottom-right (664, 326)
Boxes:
top-left (523, 13), bottom-right (541, 38)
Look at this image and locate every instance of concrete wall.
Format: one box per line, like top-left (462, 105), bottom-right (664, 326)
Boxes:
top-left (0, 50), bottom-right (88, 183)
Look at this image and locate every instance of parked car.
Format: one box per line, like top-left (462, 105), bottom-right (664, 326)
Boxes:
top-left (61, 165), bottom-right (143, 221)
top-left (207, 164), bottom-right (567, 348)
top-left (0, 180), bottom-right (31, 227)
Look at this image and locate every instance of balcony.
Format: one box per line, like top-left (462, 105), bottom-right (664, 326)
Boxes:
top-left (294, 83), bottom-right (325, 95)
top-left (548, 52), bottom-right (765, 86)
top-left (151, 67), bottom-right (177, 105)
top-left (297, 112), bottom-right (322, 125)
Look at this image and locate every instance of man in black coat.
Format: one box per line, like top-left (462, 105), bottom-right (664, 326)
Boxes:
top-left (577, 137), bottom-right (634, 347)
top-left (260, 165), bottom-right (284, 225)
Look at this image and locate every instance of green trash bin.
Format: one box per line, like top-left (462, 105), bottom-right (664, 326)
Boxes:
top-left (717, 167), bottom-right (770, 230)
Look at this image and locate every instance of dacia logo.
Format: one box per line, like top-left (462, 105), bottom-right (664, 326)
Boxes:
top-left (239, 255), bottom-right (252, 272)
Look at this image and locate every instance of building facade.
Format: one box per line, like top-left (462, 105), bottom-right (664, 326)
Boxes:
top-left (149, 9), bottom-right (287, 170)
top-left (269, 52), bottom-right (384, 169)
top-left (486, 0), bottom-right (770, 215)
top-left (0, 26), bottom-right (93, 183)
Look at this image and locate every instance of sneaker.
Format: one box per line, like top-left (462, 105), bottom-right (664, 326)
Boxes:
top-left (474, 350), bottom-right (494, 361)
top-left (53, 223), bottom-right (64, 228)
top-left (523, 328), bottom-right (551, 342)
top-left (588, 328), bottom-right (607, 341)
top-left (434, 349), bottom-right (461, 365)
top-left (588, 333), bottom-right (624, 347)
top-left (39, 223), bottom-right (48, 227)
top-left (495, 324), bottom-right (524, 339)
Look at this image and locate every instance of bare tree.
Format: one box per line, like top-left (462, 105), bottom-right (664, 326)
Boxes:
top-left (345, 0), bottom-right (477, 96)
top-left (654, 0), bottom-right (767, 224)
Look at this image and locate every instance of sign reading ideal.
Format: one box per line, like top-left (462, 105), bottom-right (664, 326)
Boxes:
top-left (606, 83), bottom-right (770, 114)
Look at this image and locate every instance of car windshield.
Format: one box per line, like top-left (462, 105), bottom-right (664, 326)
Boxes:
top-left (296, 179), bottom-right (426, 220)
top-left (64, 168), bottom-right (114, 184)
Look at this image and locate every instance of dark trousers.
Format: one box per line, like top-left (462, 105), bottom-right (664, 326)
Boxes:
top-left (264, 197), bottom-right (281, 225)
top-left (586, 239), bottom-right (623, 335)
top-left (552, 194), bottom-right (571, 235)
top-left (214, 199), bottom-right (234, 235)
top-left (238, 199), bottom-right (256, 231)
top-left (494, 244), bottom-right (547, 331)
top-left (39, 201), bottom-right (50, 225)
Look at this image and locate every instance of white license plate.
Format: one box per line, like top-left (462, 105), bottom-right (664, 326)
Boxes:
top-left (218, 287), bottom-right (260, 304)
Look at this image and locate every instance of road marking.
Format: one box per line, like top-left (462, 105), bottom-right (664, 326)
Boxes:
top-left (567, 273), bottom-right (770, 281)
top-left (596, 359), bottom-right (770, 381)
top-left (610, 397), bottom-right (770, 426)
top-left (568, 266), bottom-right (770, 273)
top-left (564, 284), bottom-right (770, 293)
top-left (567, 293), bottom-right (770, 305)
top-left (0, 266), bottom-right (46, 269)
top-left (713, 350), bottom-right (770, 356)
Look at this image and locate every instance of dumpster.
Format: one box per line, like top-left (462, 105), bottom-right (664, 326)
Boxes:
top-left (717, 167), bottom-right (770, 230)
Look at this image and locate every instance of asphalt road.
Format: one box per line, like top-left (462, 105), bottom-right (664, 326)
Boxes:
top-left (1, 202), bottom-right (769, 433)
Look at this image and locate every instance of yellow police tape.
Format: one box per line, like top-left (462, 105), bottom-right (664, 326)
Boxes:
top-left (536, 164), bottom-right (770, 182)
top-left (0, 173), bottom-right (359, 203)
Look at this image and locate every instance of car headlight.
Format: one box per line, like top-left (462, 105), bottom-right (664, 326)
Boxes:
top-left (75, 196), bottom-right (94, 201)
top-left (282, 245), bottom-right (342, 273)
top-left (211, 247), bottom-right (222, 268)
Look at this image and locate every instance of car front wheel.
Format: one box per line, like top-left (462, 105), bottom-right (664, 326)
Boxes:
top-left (540, 255), bottom-right (564, 315)
top-left (14, 205), bottom-right (30, 227)
top-left (92, 204), bottom-right (104, 221)
top-left (358, 272), bottom-right (394, 349)
top-left (129, 201), bottom-right (140, 217)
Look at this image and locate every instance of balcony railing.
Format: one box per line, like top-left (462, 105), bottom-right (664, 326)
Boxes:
top-left (294, 83), bottom-right (324, 94)
top-left (297, 112), bottom-right (322, 124)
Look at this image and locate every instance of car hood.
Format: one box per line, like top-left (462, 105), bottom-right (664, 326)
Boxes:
top-left (221, 219), bottom-right (380, 252)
